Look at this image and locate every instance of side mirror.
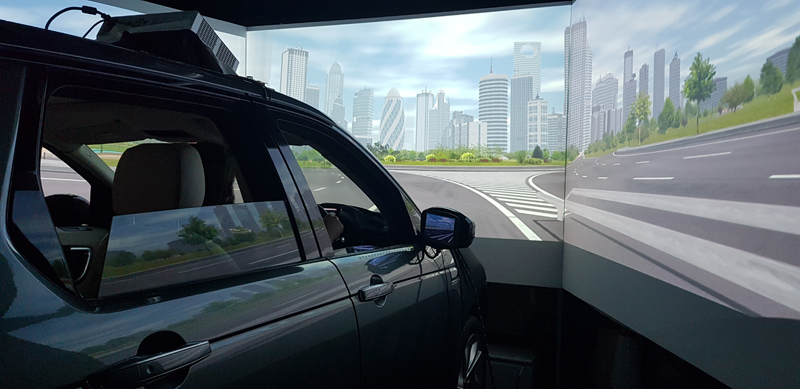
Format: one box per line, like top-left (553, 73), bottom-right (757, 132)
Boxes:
top-left (420, 207), bottom-right (475, 250)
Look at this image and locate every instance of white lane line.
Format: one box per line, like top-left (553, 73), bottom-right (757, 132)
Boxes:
top-left (516, 209), bottom-right (558, 218)
top-left (613, 163), bottom-right (621, 166)
top-left (632, 177), bottom-right (673, 180)
top-left (482, 190), bottom-right (540, 197)
top-left (598, 177), bottom-right (608, 180)
top-left (566, 200), bottom-right (800, 313)
top-left (636, 161), bottom-right (650, 164)
top-left (683, 151), bottom-right (731, 159)
top-left (249, 249), bottom-right (299, 265)
top-left (601, 163), bottom-right (606, 166)
top-left (569, 187), bottom-right (800, 236)
top-left (494, 196), bottom-right (548, 203)
top-left (40, 177), bottom-right (87, 182)
top-left (418, 176), bottom-right (541, 241)
top-left (582, 175), bottom-right (587, 178)
top-left (178, 259), bottom-right (233, 274)
top-left (504, 202), bottom-right (558, 212)
top-left (336, 180), bottom-right (342, 184)
top-left (526, 172), bottom-right (565, 221)
top-left (769, 174), bottom-right (800, 179)
top-left (313, 187), bottom-right (326, 192)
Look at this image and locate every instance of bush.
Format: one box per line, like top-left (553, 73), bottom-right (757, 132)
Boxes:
top-left (425, 153), bottom-right (436, 161)
top-left (479, 158), bottom-right (490, 162)
top-left (460, 152), bottom-right (476, 161)
top-left (523, 158), bottom-right (544, 165)
top-left (492, 158), bottom-right (501, 162)
top-left (544, 158), bottom-right (550, 163)
top-left (532, 146), bottom-right (544, 159)
top-left (438, 158), bottom-right (447, 162)
top-left (384, 155), bottom-right (396, 163)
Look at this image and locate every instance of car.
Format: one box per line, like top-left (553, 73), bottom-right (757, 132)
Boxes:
top-left (0, 16), bottom-right (488, 389)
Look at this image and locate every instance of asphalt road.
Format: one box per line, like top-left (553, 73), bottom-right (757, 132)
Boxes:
top-left (560, 114), bottom-right (800, 319)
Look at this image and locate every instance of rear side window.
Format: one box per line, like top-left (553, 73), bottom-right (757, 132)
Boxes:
top-left (10, 85), bottom-right (303, 299)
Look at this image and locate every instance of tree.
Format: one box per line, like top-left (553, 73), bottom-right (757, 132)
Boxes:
top-left (366, 142), bottom-right (389, 159)
top-left (683, 52), bottom-right (717, 132)
top-left (720, 82), bottom-right (747, 111)
top-left (532, 145), bottom-right (544, 159)
top-left (632, 93), bottom-right (652, 145)
top-left (110, 251), bottom-right (137, 267)
top-left (786, 36), bottom-right (800, 84)
top-left (672, 106), bottom-right (682, 129)
top-left (658, 97), bottom-right (675, 134)
top-left (513, 150), bottom-right (527, 163)
top-left (542, 149), bottom-right (550, 160)
top-left (259, 210), bottom-right (290, 237)
top-left (760, 61), bottom-right (784, 95)
top-left (178, 217), bottom-right (219, 246)
top-left (684, 101), bottom-right (697, 118)
top-left (649, 117), bottom-right (658, 132)
top-left (623, 114), bottom-right (637, 146)
top-left (743, 75), bottom-right (755, 102)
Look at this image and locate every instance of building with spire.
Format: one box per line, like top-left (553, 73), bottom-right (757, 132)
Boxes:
top-left (415, 89), bottom-right (434, 151)
top-left (279, 47), bottom-right (308, 101)
top-left (565, 19), bottom-right (592, 152)
top-left (324, 61), bottom-right (344, 118)
top-left (622, 48), bottom-right (636, 123)
top-left (352, 88), bottom-right (374, 146)
top-left (380, 88), bottom-right (405, 150)
top-left (479, 63), bottom-right (509, 151)
top-left (331, 96), bottom-right (346, 130)
top-left (653, 48), bottom-right (665, 119)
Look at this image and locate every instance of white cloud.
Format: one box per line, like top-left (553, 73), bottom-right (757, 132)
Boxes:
top-left (707, 5), bottom-right (737, 23)
top-left (689, 21), bottom-right (748, 53)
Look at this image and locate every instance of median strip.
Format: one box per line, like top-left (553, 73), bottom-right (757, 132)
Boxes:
top-left (683, 151), bottom-right (731, 159)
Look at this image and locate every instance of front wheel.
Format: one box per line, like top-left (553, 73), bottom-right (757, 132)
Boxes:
top-left (458, 316), bottom-right (489, 389)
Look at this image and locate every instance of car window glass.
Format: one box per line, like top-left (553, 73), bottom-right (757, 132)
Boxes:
top-left (290, 145), bottom-right (378, 212)
top-left (40, 148), bottom-right (91, 201)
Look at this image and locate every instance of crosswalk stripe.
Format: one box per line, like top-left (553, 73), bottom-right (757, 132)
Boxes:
top-left (494, 195), bottom-right (549, 203)
top-left (503, 202), bottom-right (558, 211)
top-left (483, 191), bottom-right (540, 198)
top-left (516, 209), bottom-right (558, 218)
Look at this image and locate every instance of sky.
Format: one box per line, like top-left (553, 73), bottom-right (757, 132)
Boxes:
top-left (4, 0), bottom-right (799, 146)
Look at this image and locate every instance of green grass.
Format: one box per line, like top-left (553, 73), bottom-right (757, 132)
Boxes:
top-left (297, 161), bottom-right (333, 168)
top-left (100, 158), bottom-right (119, 167)
top-left (88, 142), bottom-right (138, 153)
top-left (795, 90), bottom-right (800, 100)
top-left (383, 160), bottom-right (567, 167)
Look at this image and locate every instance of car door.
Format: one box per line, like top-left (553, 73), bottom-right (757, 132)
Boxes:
top-left (0, 62), bottom-right (359, 389)
top-left (264, 104), bottom-right (455, 388)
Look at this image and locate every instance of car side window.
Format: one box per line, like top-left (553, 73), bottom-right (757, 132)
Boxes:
top-left (9, 86), bottom-right (302, 299)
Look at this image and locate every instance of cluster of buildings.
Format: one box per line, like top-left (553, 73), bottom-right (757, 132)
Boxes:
top-left (278, 43), bottom-right (568, 153)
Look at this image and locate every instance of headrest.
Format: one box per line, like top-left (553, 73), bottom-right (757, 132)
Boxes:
top-left (113, 143), bottom-right (205, 215)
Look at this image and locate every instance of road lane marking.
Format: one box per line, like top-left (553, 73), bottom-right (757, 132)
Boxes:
top-left (526, 172), bottom-right (565, 221)
top-left (568, 188), bottom-right (800, 236)
top-left (769, 174), bottom-right (800, 179)
top-left (636, 161), bottom-right (650, 164)
top-left (494, 196), bottom-right (548, 203)
top-left (482, 190), bottom-right (540, 198)
top-left (566, 200), bottom-right (800, 313)
top-left (582, 175), bottom-right (587, 178)
top-left (336, 180), bottom-right (342, 184)
top-left (613, 163), bottom-right (620, 165)
top-left (601, 163), bottom-right (606, 165)
top-left (249, 249), bottom-right (299, 265)
top-left (40, 177), bottom-right (87, 182)
top-left (505, 203), bottom-right (558, 212)
top-left (598, 177), bottom-right (608, 180)
top-left (632, 177), bottom-right (673, 180)
top-left (516, 209), bottom-right (558, 218)
top-left (178, 259), bottom-right (233, 273)
top-left (313, 187), bottom-right (326, 191)
top-left (683, 151), bottom-right (731, 159)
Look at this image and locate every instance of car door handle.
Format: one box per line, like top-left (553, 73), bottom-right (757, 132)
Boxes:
top-left (87, 341), bottom-right (211, 389)
top-left (358, 282), bottom-right (395, 302)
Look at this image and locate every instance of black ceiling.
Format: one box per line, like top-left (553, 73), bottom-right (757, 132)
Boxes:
top-left (138, 0), bottom-right (570, 28)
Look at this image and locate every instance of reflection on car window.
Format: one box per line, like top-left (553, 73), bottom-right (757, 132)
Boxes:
top-left (100, 201), bottom-right (300, 297)
top-left (290, 145), bottom-right (378, 212)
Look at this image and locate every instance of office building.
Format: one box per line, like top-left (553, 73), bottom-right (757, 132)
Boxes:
top-left (451, 111), bottom-right (474, 148)
top-left (639, 63), bottom-right (649, 97)
top-left (527, 96), bottom-right (548, 150)
top-left (622, 74), bottom-right (637, 123)
top-left (767, 47), bottom-right (790, 76)
top-left (379, 88), bottom-right (405, 150)
top-left (699, 77), bottom-right (727, 112)
top-left (304, 86), bottom-right (319, 109)
top-left (324, 61), bottom-right (344, 118)
top-left (592, 73), bottom-right (618, 111)
top-left (352, 88), bottom-right (374, 146)
top-left (624, 49), bottom-right (633, 82)
top-left (331, 96), bottom-right (346, 130)
top-left (669, 52), bottom-right (681, 108)
top-left (565, 20), bottom-right (592, 152)
top-left (279, 47), bottom-right (308, 101)
top-left (653, 48), bottom-right (665, 119)
top-left (547, 111), bottom-right (566, 153)
top-left (415, 89), bottom-right (434, 151)
top-left (428, 90), bottom-right (451, 149)
top-left (510, 75), bottom-right (535, 152)
top-left (514, 42), bottom-right (542, 96)
top-left (479, 73), bottom-right (509, 151)
top-left (468, 121), bottom-right (488, 148)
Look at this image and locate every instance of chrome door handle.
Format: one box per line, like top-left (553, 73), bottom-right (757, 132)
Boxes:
top-left (358, 282), bottom-right (395, 302)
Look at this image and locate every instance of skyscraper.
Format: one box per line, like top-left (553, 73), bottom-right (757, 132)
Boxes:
top-left (331, 96), bottom-right (346, 130)
top-left (415, 89), bottom-right (434, 152)
top-left (623, 74), bottom-right (637, 123)
top-left (352, 88), bottom-right (374, 146)
top-left (699, 77), bottom-right (727, 112)
top-left (624, 49), bottom-right (633, 82)
top-left (468, 121), bottom-right (489, 148)
top-left (547, 110), bottom-right (566, 153)
top-left (653, 49), bottom-right (665, 119)
top-left (566, 20), bottom-right (592, 152)
top-left (279, 47), bottom-right (308, 101)
top-left (324, 61), bottom-right (344, 118)
top-left (305, 86), bottom-right (319, 109)
top-left (451, 111), bottom-right (473, 147)
top-left (669, 52), bottom-right (681, 108)
top-left (767, 48), bottom-right (790, 76)
top-left (513, 42), bottom-right (542, 95)
top-left (639, 63), bottom-right (649, 97)
top-left (428, 90), bottom-right (450, 149)
top-left (380, 88), bottom-right (404, 150)
top-left (527, 97), bottom-right (548, 150)
top-left (510, 75), bottom-right (535, 152)
top-left (479, 73), bottom-right (509, 151)
top-left (592, 73), bottom-right (618, 110)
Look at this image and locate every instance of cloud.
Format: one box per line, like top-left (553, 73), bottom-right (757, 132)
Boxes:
top-left (707, 5), bottom-right (737, 23)
top-left (689, 21), bottom-right (748, 53)
top-left (765, 0), bottom-right (792, 11)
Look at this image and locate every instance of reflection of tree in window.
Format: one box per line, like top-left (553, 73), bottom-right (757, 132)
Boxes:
top-left (259, 210), bottom-right (291, 237)
top-left (178, 216), bottom-right (221, 254)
